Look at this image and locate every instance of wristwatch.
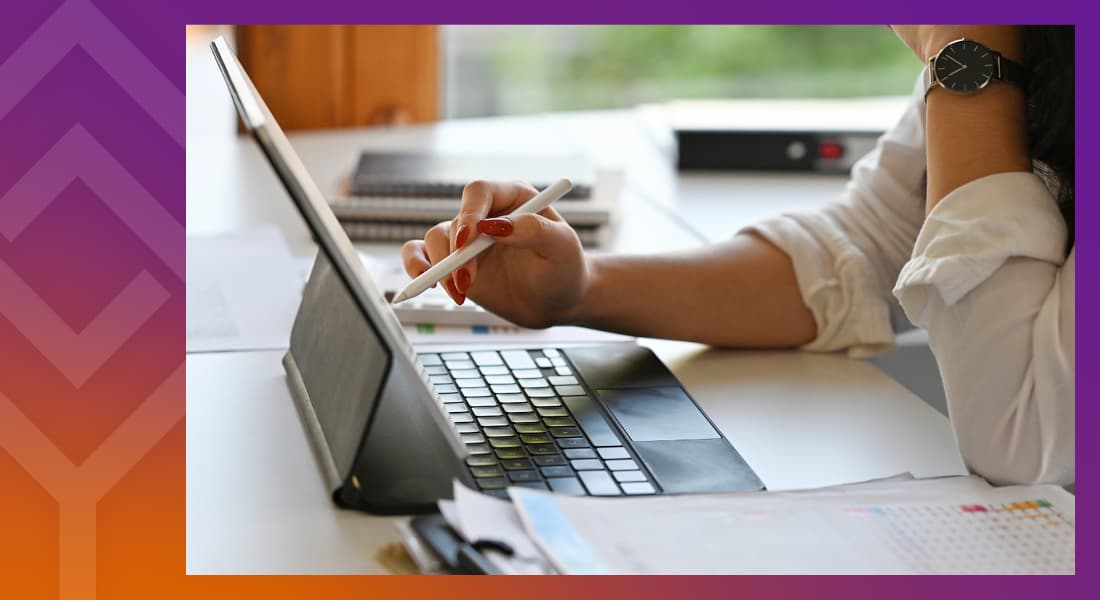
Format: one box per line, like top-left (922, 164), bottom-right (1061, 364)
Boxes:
top-left (925, 38), bottom-right (1027, 97)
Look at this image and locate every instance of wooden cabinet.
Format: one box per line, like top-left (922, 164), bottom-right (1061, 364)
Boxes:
top-left (235, 25), bottom-right (438, 129)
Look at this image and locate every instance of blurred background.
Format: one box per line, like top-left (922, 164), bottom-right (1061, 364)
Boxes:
top-left (188, 25), bottom-right (917, 134)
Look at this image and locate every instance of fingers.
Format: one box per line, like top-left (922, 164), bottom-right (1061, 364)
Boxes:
top-left (400, 240), bottom-right (431, 278)
top-left (475, 211), bottom-right (579, 259)
top-left (450, 180), bottom-right (539, 297)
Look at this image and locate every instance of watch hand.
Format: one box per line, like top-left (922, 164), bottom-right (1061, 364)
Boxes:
top-left (945, 54), bottom-right (966, 68)
top-left (947, 65), bottom-right (966, 77)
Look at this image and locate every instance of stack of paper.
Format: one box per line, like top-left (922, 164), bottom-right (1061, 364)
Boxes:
top-left (399, 477), bottom-right (1074, 574)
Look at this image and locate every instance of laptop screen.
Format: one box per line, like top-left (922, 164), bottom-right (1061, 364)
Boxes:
top-left (209, 36), bottom-right (463, 473)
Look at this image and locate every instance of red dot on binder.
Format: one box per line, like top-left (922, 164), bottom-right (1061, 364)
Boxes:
top-left (961, 505), bottom-right (988, 513)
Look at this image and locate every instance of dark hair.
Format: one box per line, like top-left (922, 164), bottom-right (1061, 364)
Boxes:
top-left (1022, 26), bottom-right (1074, 249)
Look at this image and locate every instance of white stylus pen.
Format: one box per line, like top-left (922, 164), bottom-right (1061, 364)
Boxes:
top-left (391, 178), bottom-right (573, 304)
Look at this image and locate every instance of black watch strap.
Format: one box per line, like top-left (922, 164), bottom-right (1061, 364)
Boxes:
top-left (996, 53), bottom-right (1028, 88)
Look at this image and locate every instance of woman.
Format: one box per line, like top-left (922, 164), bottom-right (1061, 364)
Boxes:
top-left (401, 26), bottom-right (1075, 486)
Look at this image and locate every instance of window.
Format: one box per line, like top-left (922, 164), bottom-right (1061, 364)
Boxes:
top-left (442, 25), bottom-right (917, 118)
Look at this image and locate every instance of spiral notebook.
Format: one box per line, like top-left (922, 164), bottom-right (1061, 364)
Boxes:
top-left (333, 152), bottom-right (619, 246)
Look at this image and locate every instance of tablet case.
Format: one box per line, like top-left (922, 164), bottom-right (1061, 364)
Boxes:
top-left (283, 251), bottom-right (474, 514)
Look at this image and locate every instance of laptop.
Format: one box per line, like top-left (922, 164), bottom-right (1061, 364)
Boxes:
top-left (211, 37), bottom-right (763, 514)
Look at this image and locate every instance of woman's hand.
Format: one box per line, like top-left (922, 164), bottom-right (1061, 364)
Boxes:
top-left (400, 180), bottom-right (591, 329)
top-left (889, 25), bottom-right (1021, 62)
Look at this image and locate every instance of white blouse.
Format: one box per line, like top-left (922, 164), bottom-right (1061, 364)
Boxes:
top-left (746, 75), bottom-right (1075, 486)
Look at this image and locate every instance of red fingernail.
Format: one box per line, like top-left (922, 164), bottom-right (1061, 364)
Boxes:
top-left (455, 268), bottom-right (471, 294)
top-left (477, 217), bottom-right (513, 237)
top-left (455, 225), bottom-right (470, 249)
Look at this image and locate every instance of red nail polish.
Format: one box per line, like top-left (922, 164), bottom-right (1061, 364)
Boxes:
top-left (455, 225), bottom-right (470, 249)
top-left (477, 217), bottom-right (513, 237)
top-left (455, 269), bottom-right (471, 294)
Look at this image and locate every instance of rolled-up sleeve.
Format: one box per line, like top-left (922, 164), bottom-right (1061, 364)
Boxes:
top-left (746, 76), bottom-right (929, 358)
top-left (893, 173), bottom-right (1074, 485)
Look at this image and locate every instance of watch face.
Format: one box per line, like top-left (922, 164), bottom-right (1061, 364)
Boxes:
top-left (933, 40), bottom-right (996, 93)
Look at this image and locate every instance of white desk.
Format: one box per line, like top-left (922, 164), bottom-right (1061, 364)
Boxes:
top-left (184, 113), bottom-right (966, 574)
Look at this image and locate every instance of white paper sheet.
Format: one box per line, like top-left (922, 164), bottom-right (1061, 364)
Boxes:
top-left (449, 481), bottom-right (555, 574)
top-left (186, 227), bottom-right (301, 353)
top-left (510, 476), bottom-right (1075, 574)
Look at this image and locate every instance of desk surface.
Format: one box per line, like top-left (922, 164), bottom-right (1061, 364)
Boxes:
top-left (185, 109), bottom-right (966, 574)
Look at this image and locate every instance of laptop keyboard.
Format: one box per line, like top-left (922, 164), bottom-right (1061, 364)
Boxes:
top-left (419, 348), bottom-right (657, 498)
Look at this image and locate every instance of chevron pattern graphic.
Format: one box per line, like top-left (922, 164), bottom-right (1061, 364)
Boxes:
top-left (0, 1), bottom-right (184, 598)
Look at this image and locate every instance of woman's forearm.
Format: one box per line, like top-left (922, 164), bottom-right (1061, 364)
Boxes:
top-left (923, 27), bottom-right (1031, 211)
top-left (566, 233), bottom-right (816, 347)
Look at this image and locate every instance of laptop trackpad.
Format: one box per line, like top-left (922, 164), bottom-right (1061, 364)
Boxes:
top-left (597, 387), bottom-right (719, 441)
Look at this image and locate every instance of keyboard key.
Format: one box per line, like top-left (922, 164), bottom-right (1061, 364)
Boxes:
top-left (547, 375), bottom-right (578, 386)
top-left (429, 374), bottom-right (452, 385)
top-left (508, 412), bottom-right (540, 424)
top-left (502, 403), bottom-right (534, 414)
top-left (526, 444), bottom-right (560, 456)
top-left (484, 375), bottom-right (516, 385)
top-left (466, 443), bottom-right (491, 455)
top-left (434, 383), bottom-right (458, 394)
top-left (564, 448), bottom-right (597, 459)
top-left (465, 396), bottom-right (497, 408)
top-left (438, 393), bottom-right (463, 403)
top-left (515, 481), bottom-right (549, 490)
top-left (598, 447), bottom-right (630, 460)
top-left (476, 476), bottom-right (507, 490)
top-left (489, 436), bottom-right (522, 448)
top-left (543, 416), bottom-right (576, 427)
top-left (419, 353), bottom-right (443, 366)
top-left (542, 348), bottom-right (561, 357)
top-left (415, 350), bottom-right (442, 365)
top-left (470, 465), bottom-right (503, 478)
top-left (456, 377), bottom-right (487, 388)
top-left (501, 458), bottom-right (534, 471)
top-left (461, 387), bottom-right (492, 398)
top-left (520, 432), bottom-right (553, 445)
top-left (466, 455), bottom-right (498, 467)
top-left (606, 459), bottom-right (639, 471)
top-left (534, 454), bottom-right (568, 467)
top-left (445, 359), bottom-right (475, 370)
top-left (540, 466), bottom-right (574, 478)
top-left (496, 393), bottom-right (528, 404)
top-left (495, 448), bottom-right (526, 460)
top-left (550, 427), bottom-right (582, 438)
top-left (443, 403), bottom-right (467, 413)
top-left (530, 397), bottom-right (562, 408)
top-left (472, 406), bottom-right (503, 417)
top-left (524, 388), bottom-right (557, 398)
top-left (561, 395), bottom-right (622, 447)
top-left (512, 369), bottom-right (542, 379)
top-left (514, 423), bottom-right (546, 434)
top-left (557, 438), bottom-right (590, 449)
top-left (450, 412), bottom-right (474, 423)
top-left (449, 369), bottom-right (481, 379)
top-left (578, 470), bottom-right (621, 496)
top-left (508, 470), bottom-right (542, 483)
top-left (483, 426), bottom-right (516, 438)
top-left (550, 357), bottom-right (567, 367)
top-left (501, 350), bottom-right (537, 370)
top-left (455, 423), bottom-right (479, 434)
top-left (470, 351), bottom-right (503, 366)
top-left (535, 357), bottom-right (553, 368)
top-left (483, 489), bottom-right (510, 499)
top-left (424, 365), bottom-right (448, 375)
top-left (537, 406), bottom-right (568, 418)
top-left (621, 482), bottom-right (656, 495)
top-left (479, 365), bottom-right (509, 376)
top-left (461, 432), bottom-right (486, 444)
top-left (613, 470), bottom-right (648, 483)
top-left (555, 385), bottom-right (587, 396)
top-left (490, 384), bottom-right (522, 394)
top-left (441, 352), bottom-right (470, 360)
top-left (555, 366), bottom-right (572, 376)
top-left (519, 378), bottom-right (550, 389)
top-left (478, 416), bottom-right (509, 427)
top-left (548, 477), bottom-right (585, 495)
top-left (571, 459), bottom-right (604, 471)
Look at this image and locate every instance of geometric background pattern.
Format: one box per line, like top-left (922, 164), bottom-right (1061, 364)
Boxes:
top-left (0, 0), bottom-right (1094, 598)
